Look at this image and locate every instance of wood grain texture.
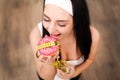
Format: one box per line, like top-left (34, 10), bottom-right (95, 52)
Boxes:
top-left (0, 0), bottom-right (43, 80)
top-left (81, 0), bottom-right (120, 80)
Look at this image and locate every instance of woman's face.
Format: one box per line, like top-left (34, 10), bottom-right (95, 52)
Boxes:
top-left (42, 4), bottom-right (74, 41)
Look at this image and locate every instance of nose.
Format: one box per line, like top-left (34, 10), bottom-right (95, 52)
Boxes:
top-left (47, 23), bottom-right (56, 34)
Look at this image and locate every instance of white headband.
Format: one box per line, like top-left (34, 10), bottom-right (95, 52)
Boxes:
top-left (45, 0), bottom-right (73, 16)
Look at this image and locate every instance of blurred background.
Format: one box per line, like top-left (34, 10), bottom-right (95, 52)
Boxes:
top-left (0, 0), bottom-right (120, 80)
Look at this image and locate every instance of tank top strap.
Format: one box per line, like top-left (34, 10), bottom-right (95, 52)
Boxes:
top-left (38, 22), bottom-right (43, 37)
top-left (38, 22), bottom-right (50, 38)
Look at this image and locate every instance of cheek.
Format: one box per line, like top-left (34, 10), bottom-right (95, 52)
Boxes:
top-left (65, 25), bottom-right (74, 33)
top-left (59, 26), bottom-right (73, 35)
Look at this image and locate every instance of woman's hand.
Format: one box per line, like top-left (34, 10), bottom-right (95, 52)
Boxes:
top-left (38, 51), bottom-right (59, 63)
top-left (57, 63), bottom-right (76, 79)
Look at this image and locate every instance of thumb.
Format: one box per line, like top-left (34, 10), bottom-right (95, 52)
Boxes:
top-left (52, 51), bottom-right (59, 60)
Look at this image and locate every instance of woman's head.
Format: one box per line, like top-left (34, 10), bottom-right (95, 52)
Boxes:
top-left (43, 0), bottom-right (74, 41)
top-left (43, 4), bottom-right (74, 41)
top-left (43, 0), bottom-right (92, 60)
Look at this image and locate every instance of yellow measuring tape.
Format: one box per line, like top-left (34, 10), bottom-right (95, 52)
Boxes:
top-left (50, 59), bottom-right (67, 72)
top-left (37, 41), bottom-right (60, 50)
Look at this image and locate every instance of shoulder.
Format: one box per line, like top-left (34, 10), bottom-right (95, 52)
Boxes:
top-left (90, 26), bottom-right (100, 43)
top-left (29, 25), bottom-right (42, 53)
top-left (30, 22), bottom-right (42, 39)
top-left (29, 25), bottom-right (41, 40)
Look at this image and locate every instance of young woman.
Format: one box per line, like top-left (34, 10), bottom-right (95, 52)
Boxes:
top-left (29, 0), bottom-right (100, 80)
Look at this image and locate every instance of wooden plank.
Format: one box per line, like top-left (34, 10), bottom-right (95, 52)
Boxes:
top-left (82, 0), bottom-right (120, 80)
top-left (0, 0), bottom-right (43, 80)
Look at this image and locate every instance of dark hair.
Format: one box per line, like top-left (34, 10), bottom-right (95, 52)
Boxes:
top-left (71, 0), bottom-right (92, 61)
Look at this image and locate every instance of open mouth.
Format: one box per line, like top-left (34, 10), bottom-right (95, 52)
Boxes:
top-left (51, 34), bottom-right (61, 39)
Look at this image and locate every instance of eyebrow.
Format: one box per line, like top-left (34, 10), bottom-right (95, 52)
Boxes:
top-left (43, 13), bottom-right (50, 19)
top-left (57, 20), bottom-right (69, 22)
top-left (43, 13), bottom-right (69, 22)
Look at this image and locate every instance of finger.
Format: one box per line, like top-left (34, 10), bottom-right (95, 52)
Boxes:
top-left (65, 64), bottom-right (74, 70)
top-left (65, 64), bottom-right (75, 74)
top-left (57, 69), bottom-right (69, 79)
top-left (45, 56), bottom-right (51, 62)
top-left (36, 51), bottom-right (40, 58)
top-left (37, 54), bottom-right (46, 63)
top-left (39, 55), bottom-right (49, 62)
top-left (52, 51), bottom-right (59, 59)
top-left (42, 56), bottom-right (50, 62)
top-left (39, 54), bottom-right (43, 60)
top-left (57, 69), bottom-right (65, 79)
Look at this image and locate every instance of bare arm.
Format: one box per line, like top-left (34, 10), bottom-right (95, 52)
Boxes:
top-left (29, 26), bottom-right (56, 80)
top-left (73, 27), bottom-right (100, 77)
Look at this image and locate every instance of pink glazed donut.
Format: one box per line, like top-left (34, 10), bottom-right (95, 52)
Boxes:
top-left (37, 36), bottom-right (60, 56)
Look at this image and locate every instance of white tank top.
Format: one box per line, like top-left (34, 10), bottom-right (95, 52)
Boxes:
top-left (38, 22), bottom-right (84, 80)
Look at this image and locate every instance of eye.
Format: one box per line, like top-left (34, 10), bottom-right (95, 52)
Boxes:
top-left (43, 18), bottom-right (50, 22)
top-left (58, 23), bottom-right (66, 27)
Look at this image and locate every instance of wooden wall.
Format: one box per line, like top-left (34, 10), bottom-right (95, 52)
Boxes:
top-left (0, 0), bottom-right (43, 80)
top-left (82, 0), bottom-right (120, 80)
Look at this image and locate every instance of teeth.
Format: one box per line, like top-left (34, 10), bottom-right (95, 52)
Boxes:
top-left (51, 34), bottom-right (60, 36)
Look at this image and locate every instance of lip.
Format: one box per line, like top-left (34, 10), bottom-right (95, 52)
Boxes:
top-left (51, 34), bottom-right (60, 39)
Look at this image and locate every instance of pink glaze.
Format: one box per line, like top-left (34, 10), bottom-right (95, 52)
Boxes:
top-left (38, 36), bottom-right (60, 56)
